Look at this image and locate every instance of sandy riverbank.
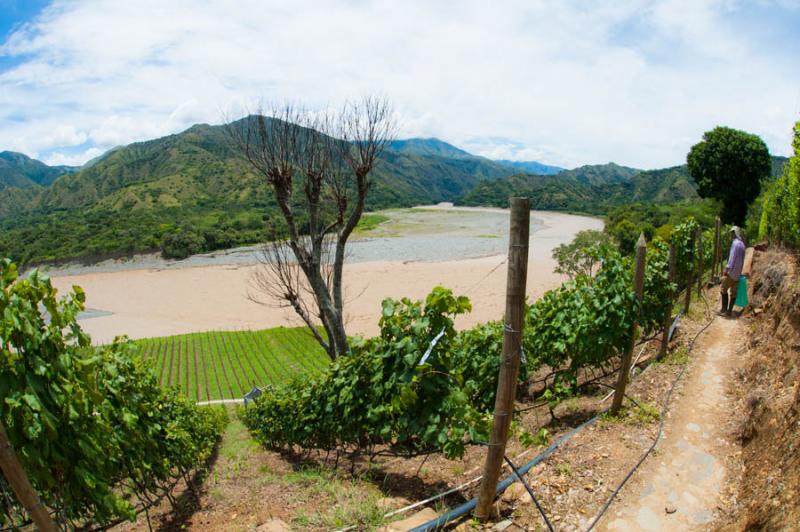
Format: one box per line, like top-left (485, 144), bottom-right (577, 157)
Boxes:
top-left (50, 209), bottom-right (602, 344)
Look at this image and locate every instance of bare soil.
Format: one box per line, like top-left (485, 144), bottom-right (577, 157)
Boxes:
top-left (718, 250), bottom-right (800, 530)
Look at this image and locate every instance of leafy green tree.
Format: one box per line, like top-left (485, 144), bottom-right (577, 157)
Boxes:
top-left (687, 126), bottom-right (771, 224)
top-left (551, 229), bottom-right (613, 279)
top-left (654, 223), bottom-right (674, 242)
top-left (161, 228), bottom-right (205, 259)
top-left (610, 219), bottom-right (639, 255)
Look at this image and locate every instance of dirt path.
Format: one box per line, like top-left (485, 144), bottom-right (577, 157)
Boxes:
top-left (600, 316), bottom-right (743, 531)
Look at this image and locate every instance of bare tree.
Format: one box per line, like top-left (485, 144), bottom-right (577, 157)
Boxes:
top-left (229, 97), bottom-right (394, 360)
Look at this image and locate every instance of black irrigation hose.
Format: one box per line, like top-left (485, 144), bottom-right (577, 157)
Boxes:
top-left (585, 294), bottom-right (716, 531)
top-left (504, 454), bottom-right (555, 532)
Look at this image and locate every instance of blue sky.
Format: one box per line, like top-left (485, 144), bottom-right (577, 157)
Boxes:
top-left (1, 0), bottom-right (798, 169)
top-left (0, 1), bottom-right (47, 39)
top-left (0, 0), bottom-right (48, 68)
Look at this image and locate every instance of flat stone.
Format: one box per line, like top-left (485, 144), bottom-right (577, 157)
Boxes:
top-left (382, 508), bottom-right (439, 531)
top-left (377, 497), bottom-right (412, 512)
top-left (635, 507), bottom-right (660, 531)
top-left (500, 482), bottom-right (530, 503)
top-left (665, 505), bottom-right (677, 514)
top-left (257, 519), bottom-right (291, 532)
top-left (494, 518), bottom-right (514, 531)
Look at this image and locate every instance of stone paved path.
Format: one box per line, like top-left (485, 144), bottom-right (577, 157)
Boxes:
top-left (601, 317), bottom-right (741, 531)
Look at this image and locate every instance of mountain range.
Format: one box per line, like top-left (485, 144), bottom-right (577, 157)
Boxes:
top-left (0, 119), bottom-right (787, 264)
top-left (0, 151), bottom-right (78, 190)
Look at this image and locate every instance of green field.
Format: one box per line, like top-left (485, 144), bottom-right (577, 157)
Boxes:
top-left (134, 327), bottom-right (330, 402)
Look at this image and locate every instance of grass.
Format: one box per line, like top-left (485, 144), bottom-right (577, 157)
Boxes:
top-left (134, 326), bottom-right (330, 402)
top-left (354, 213), bottom-right (390, 232)
top-left (686, 289), bottom-right (711, 320)
top-left (208, 408), bottom-right (389, 529)
top-left (660, 345), bottom-right (689, 365)
top-left (599, 400), bottom-right (661, 426)
top-left (555, 463), bottom-right (573, 476)
top-left (251, 464), bottom-right (386, 529)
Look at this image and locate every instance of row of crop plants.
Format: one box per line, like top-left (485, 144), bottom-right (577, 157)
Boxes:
top-left (134, 327), bottom-right (330, 402)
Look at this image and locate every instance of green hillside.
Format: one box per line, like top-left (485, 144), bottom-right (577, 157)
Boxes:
top-left (458, 162), bottom-right (645, 213)
top-left (3, 115), bottom-right (787, 266)
top-left (0, 119), bottom-right (514, 264)
top-left (459, 158), bottom-right (789, 214)
top-left (387, 137), bottom-right (475, 159)
top-left (494, 159), bottom-right (563, 175)
top-left (0, 151), bottom-right (77, 190)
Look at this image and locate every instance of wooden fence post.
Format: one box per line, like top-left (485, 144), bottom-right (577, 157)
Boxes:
top-left (683, 228), bottom-right (694, 315)
top-left (610, 233), bottom-right (647, 415)
top-left (0, 422), bottom-right (57, 531)
top-left (696, 226), bottom-right (704, 296)
top-left (658, 244), bottom-right (676, 361)
top-left (474, 197), bottom-right (530, 521)
top-left (713, 217), bottom-right (721, 278)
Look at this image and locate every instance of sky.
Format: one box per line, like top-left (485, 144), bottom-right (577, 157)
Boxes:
top-left (0, 0), bottom-right (798, 169)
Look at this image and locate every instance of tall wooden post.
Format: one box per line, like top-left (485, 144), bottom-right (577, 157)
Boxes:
top-left (610, 233), bottom-right (647, 415)
top-left (658, 244), bottom-right (676, 361)
top-left (475, 197), bottom-right (530, 521)
top-left (683, 229), bottom-right (694, 315)
top-left (696, 226), bottom-right (704, 296)
top-left (0, 422), bottom-right (57, 532)
top-left (713, 217), bottom-right (721, 278)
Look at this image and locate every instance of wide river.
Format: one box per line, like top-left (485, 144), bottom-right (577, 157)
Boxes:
top-left (46, 205), bottom-right (603, 343)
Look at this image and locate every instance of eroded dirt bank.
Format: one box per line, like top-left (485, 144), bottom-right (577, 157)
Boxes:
top-left (720, 250), bottom-right (800, 530)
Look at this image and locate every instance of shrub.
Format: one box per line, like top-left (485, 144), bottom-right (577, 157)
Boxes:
top-left (241, 287), bottom-right (491, 459)
top-left (0, 259), bottom-right (225, 528)
top-left (161, 228), bottom-right (205, 259)
top-left (759, 122), bottom-right (800, 247)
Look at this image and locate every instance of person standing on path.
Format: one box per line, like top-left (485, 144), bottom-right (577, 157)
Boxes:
top-left (720, 226), bottom-right (745, 317)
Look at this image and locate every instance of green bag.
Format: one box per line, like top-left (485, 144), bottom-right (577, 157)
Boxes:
top-left (735, 276), bottom-right (748, 308)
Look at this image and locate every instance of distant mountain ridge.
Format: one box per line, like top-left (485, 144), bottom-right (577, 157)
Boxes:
top-left (387, 137), bottom-right (564, 175)
top-left (0, 119), bottom-right (788, 265)
top-left (29, 121), bottom-right (516, 214)
top-left (459, 158), bottom-right (789, 213)
top-left (494, 159), bottom-right (563, 175)
top-left (0, 151), bottom-right (78, 190)
top-left (0, 119), bottom-right (518, 263)
top-left (387, 138), bottom-right (475, 159)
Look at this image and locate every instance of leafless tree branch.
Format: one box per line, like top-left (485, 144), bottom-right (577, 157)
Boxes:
top-left (228, 97), bottom-right (395, 360)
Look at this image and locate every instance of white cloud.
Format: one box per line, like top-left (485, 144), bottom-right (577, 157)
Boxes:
top-left (0, 0), bottom-right (798, 168)
top-left (43, 147), bottom-right (103, 166)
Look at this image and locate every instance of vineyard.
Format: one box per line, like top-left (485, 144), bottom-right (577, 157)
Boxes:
top-left (241, 217), bottom-right (724, 461)
top-left (0, 260), bottom-right (227, 529)
top-left (134, 327), bottom-right (330, 402)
